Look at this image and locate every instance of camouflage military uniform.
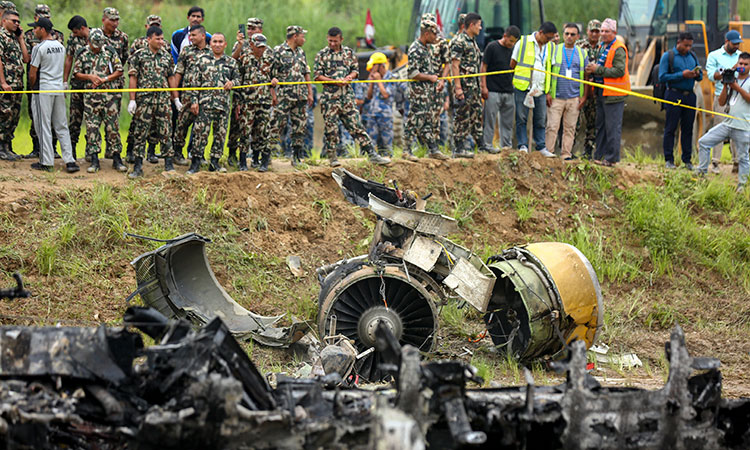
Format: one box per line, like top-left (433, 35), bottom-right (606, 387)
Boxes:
top-left (96, 27), bottom-right (128, 157)
top-left (450, 31), bottom-right (483, 152)
top-left (359, 71), bottom-right (395, 156)
top-left (238, 47), bottom-right (273, 162)
top-left (127, 34), bottom-right (165, 148)
top-left (189, 54), bottom-right (239, 159)
top-left (406, 38), bottom-right (439, 151)
top-left (314, 45), bottom-right (375, 159)
top-left (128, 47), bottom-right (174, 158)
top-left (24, 27), bottom-right (64, 149)
top-left (431, 37), bottom-right (451, 145)
top-left (73, 44), bottom-right (123, 157)
top-left (173, 44), bottom-right (212, 154)
top-left (281, 90), bottom-right (317, 157)
top-left (0, 27), bottom-right (23, 145)
top-left (575, 36), bottom-right (597, 158)
top-left (264, 41), bottom-right (310, 157)
top-left (66, 34), bottom-right (88, 148)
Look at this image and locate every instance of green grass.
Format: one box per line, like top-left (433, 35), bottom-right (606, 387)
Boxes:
top-left (513, 194), bottom-right (535, 224)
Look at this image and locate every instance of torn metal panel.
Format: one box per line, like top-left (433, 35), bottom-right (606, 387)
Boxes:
top-left (368, 193), bottom-right (459, 237)
top-left (443, 257), bottom-right (495, 313)
top-left (130, 233), bottom-right (306, 347)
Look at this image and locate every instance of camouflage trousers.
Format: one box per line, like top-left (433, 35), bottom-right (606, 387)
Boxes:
top-left (321, 98), bottom-right (373, 157)
top-left (103, 94), bottom-right (122, 157)
top-left (173, 106), bottom-right (197, 156)
top-left (226, 100), bottom-right (242, 152)
top-left (279, 104), bottom-right (314, 157)
top-left (453, 91), bottom-right (483, 151)
top-left (131, 99), bottom-right (173, 159)
top-left (576, 95), bottom-right (596, 158)
top-left (83, 95), bottom-right (122, 157)
top-left (192, 107), bottom-right (229, 159)
top-left (239, 102), bottom-right (272, 158)
top-left (266, 99), bottom-right (307, 154)
top-left (0, 91), bottom-right (21, 143)
top-left (68, 91), bottom-right (84, 146)
top-left (363, 113), bottom-right (393, 155)
top-left (405, 103), bottom-right (437, 150)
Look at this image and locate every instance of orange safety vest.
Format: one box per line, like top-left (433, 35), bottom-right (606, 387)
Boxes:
top-left (602, 39), bottom-right (631, 96)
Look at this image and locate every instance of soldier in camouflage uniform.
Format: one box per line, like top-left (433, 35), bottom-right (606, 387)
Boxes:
top-left (173, 25), bottom-right (211, 165)
top-left (450, 12), bottom-right (484, 157)
top-left (575, 19), bottom-right (600, 159)
top-left (126, 14), bottom-right (164, 164)
top-left (72, 29), bottom-right (125, 173)
top-left (264, 25), bottom-right (313, 166)
top-left (406, 20), bottom-right (448, 160)
top-left (0, 0), bottom-right (16, 16)
top-left (361, 52), bottom-right (395, 156)
top-left (127, 26), bottom-right (179, 178)
top-left (184, 33), bottom-right (239, 174)
top-left (24, 5), bottom-right (64, 159)
top-left (63, 15), bottom-right (88, 160)
top-left (97, 7), bottom-right (128, 159)
top-left (314, 27), bottom-right (389, 166)
top-left (229, 17), bottom-right (264, 168)
top-left (238, 33), bottom-right (273, 171)
top-left (421, 13), bottom-right (452, 154)
top-left (0, 7), bottom-right (29, 160)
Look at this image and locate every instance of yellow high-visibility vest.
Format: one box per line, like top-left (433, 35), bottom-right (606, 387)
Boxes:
top-left (512, 33), bottom-right (552, 93)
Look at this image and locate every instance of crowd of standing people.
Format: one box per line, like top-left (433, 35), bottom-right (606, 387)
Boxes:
top-left (0, 2), bottom-right (747, 190)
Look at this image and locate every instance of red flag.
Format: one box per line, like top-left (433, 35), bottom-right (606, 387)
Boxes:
top-left (436, 8), bottom-right (443, 33)
top-left (364, 9), bottom-right (375, 46)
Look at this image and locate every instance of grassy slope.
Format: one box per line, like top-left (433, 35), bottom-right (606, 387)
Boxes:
top-left (1, 154), bottom-right (749, 394)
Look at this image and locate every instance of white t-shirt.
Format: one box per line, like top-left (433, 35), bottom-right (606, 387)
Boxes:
top-left (30, 39), bottom-right (65, 94)
top-left (511, 32), bottom-right (548, 93)
top-left (726, 76), bottom-right (750, 131)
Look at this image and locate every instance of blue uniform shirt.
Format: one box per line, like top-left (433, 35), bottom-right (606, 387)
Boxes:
top-left (658, 47), bottom-right (703, 92)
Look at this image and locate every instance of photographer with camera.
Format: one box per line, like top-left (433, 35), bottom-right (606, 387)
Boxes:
top-left (658, 32), bottom-right (702, 170)
top-left (697, 52), bottom-right (750, 193)
top-left (706, 30), bottom-right (743, 174)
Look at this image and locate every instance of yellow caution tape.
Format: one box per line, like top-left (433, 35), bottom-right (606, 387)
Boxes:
top-left (3, 67), bottom-right (744, 121)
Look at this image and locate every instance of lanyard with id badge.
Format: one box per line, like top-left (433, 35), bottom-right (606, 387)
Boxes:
top-left (563, 47), bottom-right (574, 79)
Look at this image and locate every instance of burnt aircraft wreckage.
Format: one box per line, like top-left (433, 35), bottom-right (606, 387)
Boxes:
top-left (1, 170), bottom-right (748, 447)
top-left (0, 285), bottom-right (748, 448)
top-left (129, 168), bottom-right (603, 381)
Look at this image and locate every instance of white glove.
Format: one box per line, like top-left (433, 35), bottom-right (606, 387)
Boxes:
top-left (128, 100), bottom-right (137, 115)
top-left (173, 98), bottom-right (183, 112)
top-left (63, 81), bottom-right (68, 91)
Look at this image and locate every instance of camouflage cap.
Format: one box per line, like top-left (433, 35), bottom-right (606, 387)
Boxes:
top-left (421, 13), bottom-right (436, 23)
top-left (247, 17), bottom-right (263, 28)
top-left (251, 33), bottom-right (268, 48)
top-left (89, 28), bottom-right (106, 48)
top-left (146, 14), bottom-right (161, 26)
top-left (34, 4), bottom-right (51, 19)
top-left (587, 19), bottom-right (601, 31)
top-left (0, 1), bottom-right (17, 11)
top-left (421, 19), bottom-right (438, 34)
top-left (286, 25), bottom-right (307, 37)
top-left (103, 7), bottom-right (120, 20)
top-left (458, 13), bottom-right (467, 26)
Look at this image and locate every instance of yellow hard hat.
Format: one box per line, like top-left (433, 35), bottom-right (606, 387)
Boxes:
top-left (366, 52), bottom-right (388, 71)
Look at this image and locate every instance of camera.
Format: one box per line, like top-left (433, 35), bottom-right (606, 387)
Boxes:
top-left (721, 68), bottom-right (737, 85)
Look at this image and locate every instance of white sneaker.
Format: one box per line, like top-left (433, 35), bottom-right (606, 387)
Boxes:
top-left (539, 148), bottom-right (556, 158)
top-left (518, 145), bottom-right (529, 153)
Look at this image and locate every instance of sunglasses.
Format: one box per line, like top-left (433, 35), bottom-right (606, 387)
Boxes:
top-left (10, 19), bottom-right (20, 24)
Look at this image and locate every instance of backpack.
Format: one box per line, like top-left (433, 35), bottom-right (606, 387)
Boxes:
top-left (652, 49), bottom-right (698, 103)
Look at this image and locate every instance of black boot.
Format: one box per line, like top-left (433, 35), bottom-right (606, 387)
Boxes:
top-left (0, 142), bottom-right (16, 161)
top-left (227, 149), bottom-right (238, 168)
top-left (174, 152), bottom-right (188, 166)
top-left (147, 143), bottom-right (158, 164)
top-left (112, 153), bottom-right (128, 172)
top-left (250, 149), bottom-right (259, 169)
top-left (208, 156), bottom-right (225, 173)
top-left (258, 152), bottom-right (270, 172)
top-left (126, 140), bottom-right (135, 163)
top-left (128, 157), bottom-right (144, 179)
top-left (7, 141), bottom-right (21, 160)
top-left (164, 156), bottom-right (174, 172)
top-left (186, 156), bottom-right (201, 174)
top-left (238, 152), bottom-right (248, 171)
top-left (87, 153), bottom-right (100, 173)
top-left (71, 140), bottom-right (78, 160)
top-left (291, 148), bottom-right (302, 167)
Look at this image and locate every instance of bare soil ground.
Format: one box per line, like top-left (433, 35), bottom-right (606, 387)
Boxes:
top-left (1, 153), bottom-right (749, 397)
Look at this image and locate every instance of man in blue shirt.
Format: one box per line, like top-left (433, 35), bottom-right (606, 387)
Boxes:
top-left (170, 6), bottom-right (211, 64)
top-left (705, 30), bottom-right (743, 173)
top-left (659, 32), bottom-right (702, 169)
